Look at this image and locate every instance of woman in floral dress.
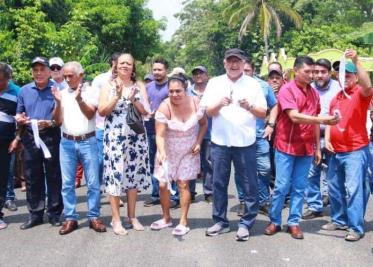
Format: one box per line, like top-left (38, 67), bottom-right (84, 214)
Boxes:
top-left (98, 53), bottom-right (150, 235)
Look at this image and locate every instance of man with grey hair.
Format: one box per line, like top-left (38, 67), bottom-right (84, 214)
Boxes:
top-left (52, 61), bottom-right (106, 235)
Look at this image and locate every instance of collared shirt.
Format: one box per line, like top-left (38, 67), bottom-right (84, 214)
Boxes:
top-left (0, 83), bottom-right (20, 141)
top-left (92, 70), bottom-right (112, 130)
top-left (275, 80), bottom-right (321, 156)
top-left (145, 80), bottom-right (169, 135)
top-left (200, 74), bottom-right (267, 147)
top-left (254, 77), bottom-right (277, 138)
top-left (51, 79), bottom-right (68, 91)
top-left (312, 79), bottom-right (341, 131)
top-left (329, 84), bottom-right (372, 152)
top-left (60, 83), bottom-right (98, 136)
top-left (17, 80), bottom-right (55, 120)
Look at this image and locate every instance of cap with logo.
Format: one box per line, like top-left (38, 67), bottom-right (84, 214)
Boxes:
top-left (31, 57), bottom-right (49, 68)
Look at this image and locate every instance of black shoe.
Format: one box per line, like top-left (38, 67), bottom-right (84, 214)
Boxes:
top-left (302, 209), bottom-right (323, 220)
top-left (144, 199), bottom-right (161, 207)
top-left (258, 203), bottom-right (270, 216)
top-left (20, 217), bottom-right (43, 230)
top-left (237, 202), bottom-right (245, 217)
top-left (322, 195), bottom-right (329, 207)
top-left (170, 200), bottom-right (180, 209)
top-left (48, 216), bottom-right (62, 227)
top-left (205, 194), bottom-right (213, 204)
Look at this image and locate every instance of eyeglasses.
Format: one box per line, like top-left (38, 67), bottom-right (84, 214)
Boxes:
top-left (50, 65), bottom-right (62, 71)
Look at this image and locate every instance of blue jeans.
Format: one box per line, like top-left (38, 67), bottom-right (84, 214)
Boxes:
top-left (211, 143), bottom-right (258, 229)
top-left (328, 146), bottom-right (370, 235)
top-left (96, 128), bottom-right (104, 185)
top-left (305, 139), bottom-right (330, 212)
top-left (201, 139), bottom-right (213, 195)
top-left (6, 153), bottom-right (16, 201)
top-left (60, 136), bottom-right (101, 221)
top-left (269, 150), bottom-right (313, 226)
top-left (235, 138), bottom-right (271, 206)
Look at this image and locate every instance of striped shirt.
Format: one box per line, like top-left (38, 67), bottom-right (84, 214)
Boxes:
top-left (0, 82), bottom-right (20, 141)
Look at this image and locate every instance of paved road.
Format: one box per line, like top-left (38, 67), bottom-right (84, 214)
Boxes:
top-left (1, 177), bottom-right (372, 267)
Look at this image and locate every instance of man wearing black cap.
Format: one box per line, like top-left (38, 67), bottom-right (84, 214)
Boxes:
top-left (201, 48), bottom-right (267, 241)
top-left (302, 58), bottom-right (341, 220)
top-left (15, 57), bottom-right (63, 229)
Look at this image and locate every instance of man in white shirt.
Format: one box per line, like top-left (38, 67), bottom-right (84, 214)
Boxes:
top-left (52, 61), bottom-right (106, 235)
top-left (201, 48), bottom-right (267, 241)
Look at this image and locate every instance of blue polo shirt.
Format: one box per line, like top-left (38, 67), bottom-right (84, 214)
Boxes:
top-left (0, 82), bottom-right (20, 141)
top-left (254, 77), bottom-right (277, 138)
top-left (17, 80), bottom-right (56, 122)
top-left (145, 80), bottom-right (169, 135)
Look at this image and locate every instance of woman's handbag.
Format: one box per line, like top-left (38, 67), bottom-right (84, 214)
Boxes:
top-left (126, 102), bottom-right (145, 134)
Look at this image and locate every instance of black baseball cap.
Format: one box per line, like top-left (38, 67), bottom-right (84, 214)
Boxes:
top-left (192, 66), bottom-right (208, 74)
top-left (268, 69), bottom-right (283, 77)
top-left (224, 48), bottom-right (246, 60)
top-left (31, 57), bottom-right (49, 68)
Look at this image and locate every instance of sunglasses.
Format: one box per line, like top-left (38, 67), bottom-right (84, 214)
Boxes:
top-left (50, 65), bottom-right (62, 71)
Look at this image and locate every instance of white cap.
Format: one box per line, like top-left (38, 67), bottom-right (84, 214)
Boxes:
top-left (49, 57), bottom-right (64, 67)
top-left (168, 67), bottom-right (186, 77)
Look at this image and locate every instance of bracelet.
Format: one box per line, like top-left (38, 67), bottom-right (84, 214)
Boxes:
top-left (267, 122), bottom-right (275, 128)
top-left (15, 135), bottom-right (21, 141)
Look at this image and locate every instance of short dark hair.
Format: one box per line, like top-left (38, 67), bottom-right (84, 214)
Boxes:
top-left (294, 56), bottom-right (314, 69)
top-left (315, 58), bottom-right (331, 71)
top-left (153, 58), bottom-right (169, 70)
top-left (168, 73), bottom-right (188, 90)
top-left (244, 59), bottom-right (255, 70)
top-left (0, 62), bottom-right (11, 79)
top-left (109, 52), bottom-right (121, 67)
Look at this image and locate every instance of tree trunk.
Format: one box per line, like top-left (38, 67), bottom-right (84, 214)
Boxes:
top-left (264, 37), bottom-right (269, 58)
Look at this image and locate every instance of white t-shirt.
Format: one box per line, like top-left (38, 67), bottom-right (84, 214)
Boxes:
top-left (61, 83), bottom-right (98, 136)
top-left (200, 74), bottom-right (266, 147)
top-left (92, 70), bottom-right (112, 130)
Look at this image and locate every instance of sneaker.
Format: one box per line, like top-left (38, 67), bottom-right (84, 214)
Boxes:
top-left (258, 203), bottom-right (270, 216)
top-left (345, 229), bottom-right (363, 242)
top-left (170, 200), bottom-right (180, 209)
top-left (205, 194), bottom-right (213, 204)
top-left (321, 222), bottom-right (348, 231)
top-left (302, 209), bottom-right (323, 220)
top-left (144, 199), bottom-right (160, 207)
top-left (205, 222), bottom-right (230, 237)
top-left (237, 202), bottom-right (245, 217)
top-left (4, 200), bottom-right (17, 211)
top-left (236, 227), bottom-right (250, 241)
top-left (0, 219), bottom-right (8, 230)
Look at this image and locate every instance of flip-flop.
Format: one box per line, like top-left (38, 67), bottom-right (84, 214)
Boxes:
top-left (172, 224), bottom-right (190, 236)
top-left (150, 219), bottom-right (172, 230)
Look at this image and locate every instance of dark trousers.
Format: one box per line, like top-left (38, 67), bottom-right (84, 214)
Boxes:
top-left (211, 142), bottom-right (258, 229)
top-left (0, 140), bottom-right (11, 219)
top-left (23, 129), bottom-right (63, 220)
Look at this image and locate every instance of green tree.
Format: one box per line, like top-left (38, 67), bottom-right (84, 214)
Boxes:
top-left (223, 0), bottom-right (302, 57)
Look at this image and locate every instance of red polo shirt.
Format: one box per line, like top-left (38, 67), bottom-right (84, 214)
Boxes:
top-left (275, 80), bottom-right (321, 156)
top-left (329, 84), bottom-right (372, 152)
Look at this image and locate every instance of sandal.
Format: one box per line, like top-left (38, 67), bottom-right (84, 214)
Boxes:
top-left (124, 218), bottom-right (145, 231)
top-left (110, 221), bottom-right (128, 236)
top-left (150, 218), bottom-right (172, 230)
top-left (172, 224), bottom-right (190, 236)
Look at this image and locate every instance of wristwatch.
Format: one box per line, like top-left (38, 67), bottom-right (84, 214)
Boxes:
top-left (267, 122), bottom-right (275, 128)
top-left (51, 119), bottom-right (57, 128)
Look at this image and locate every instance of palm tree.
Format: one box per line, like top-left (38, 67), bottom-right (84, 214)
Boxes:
top-left (223, 0), bottom-right (302, 57)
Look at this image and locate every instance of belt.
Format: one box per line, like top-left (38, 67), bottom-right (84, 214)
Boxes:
top-left (62, 131), bottom-right (95, 141)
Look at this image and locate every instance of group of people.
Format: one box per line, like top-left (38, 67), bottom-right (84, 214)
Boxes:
top-left (0, 47), bottom-right (372, 242)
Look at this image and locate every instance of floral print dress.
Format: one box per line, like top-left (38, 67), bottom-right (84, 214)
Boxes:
top-left (103, 87), bottom-right (150, 196)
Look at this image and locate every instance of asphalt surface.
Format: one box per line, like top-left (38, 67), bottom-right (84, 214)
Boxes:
top-left (1, 176), bottom-right (372, 267)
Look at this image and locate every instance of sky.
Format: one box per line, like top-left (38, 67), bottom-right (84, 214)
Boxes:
top-left (146, 0), bottom-right (184, 41)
